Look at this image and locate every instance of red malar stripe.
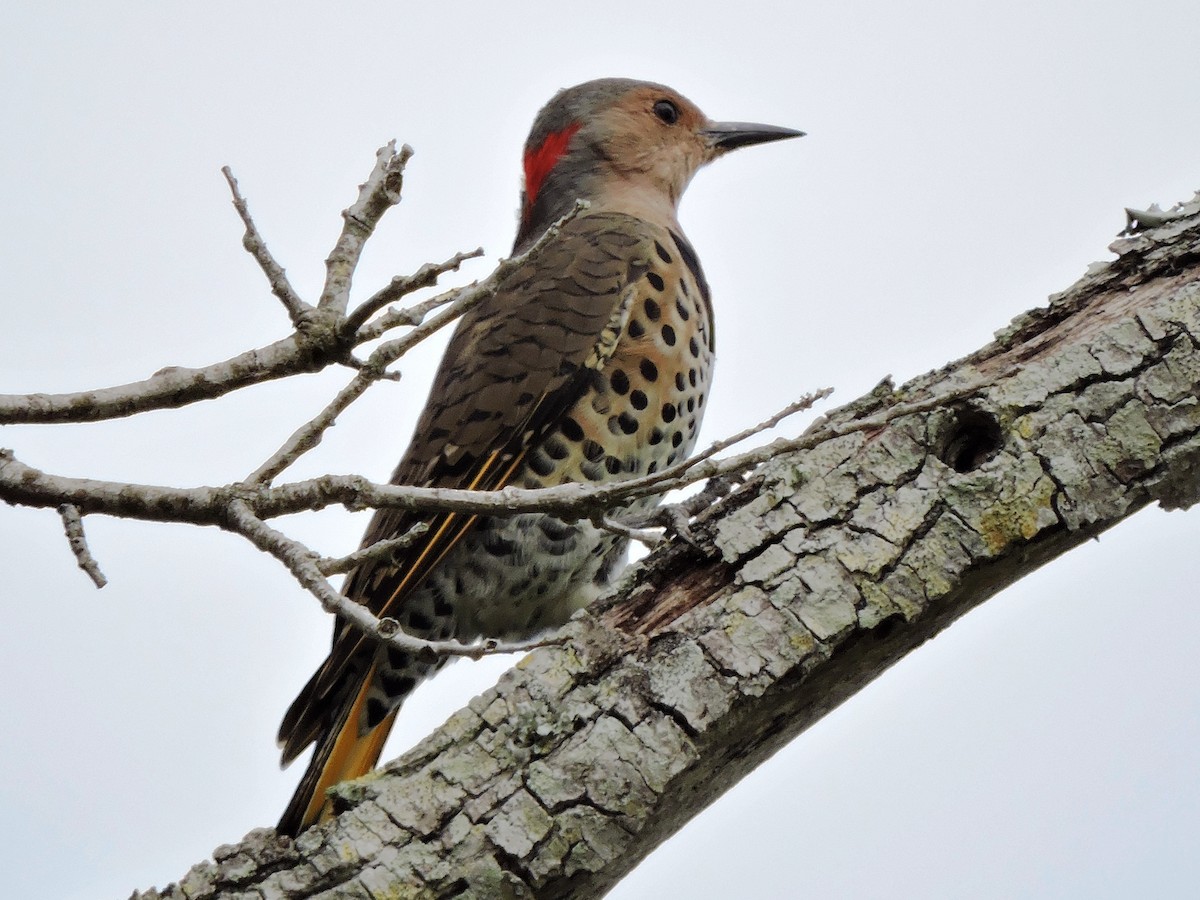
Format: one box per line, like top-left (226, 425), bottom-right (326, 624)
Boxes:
top-left (523, 122), bottom-right (581, 212)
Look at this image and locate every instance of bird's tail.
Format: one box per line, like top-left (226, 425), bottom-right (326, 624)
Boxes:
top-left (276, 662), bottom-right (397, 837)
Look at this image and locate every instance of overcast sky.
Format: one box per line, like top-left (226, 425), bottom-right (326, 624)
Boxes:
top-left (2, 3), bottom-right (1198, 898)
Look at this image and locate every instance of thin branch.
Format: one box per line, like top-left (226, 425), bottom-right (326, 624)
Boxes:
top-left (316, 523), bottom-right (429, 576)
top-left (319, 142), bottom-right (413, 314)
top-left (0, 147), bottom-right (421, 426)
top-left (58, 504), bottom-right (107, 589)
top-left (244, 281), bottom-right (495, 485)
top-left (588, 393), bottom-right (837, 546)
top-left (592, 513), bottom-right (664, 547)
top-left (0, 387), bottom-right (843, 527)
top-left (225, 500), bottom-right (561, 660)
top-left (355, 199), bottom-right (591, 344)
top-left (341, 248), bottom-right (483, 338)
top-left (222, 166), bottom-right (310, 325)
top-left (245, 369), bottom-right (378, 486)
top-left (245, 204), bottom-right (597, 485)
top-left (0, 332), bottom-right (332, 425)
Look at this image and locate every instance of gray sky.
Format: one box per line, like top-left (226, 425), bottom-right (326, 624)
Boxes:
top-left (2, 2), bottom-right (1198, 897)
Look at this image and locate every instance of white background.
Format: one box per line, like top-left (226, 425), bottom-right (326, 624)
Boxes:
top-left (2, 3), bottom-right (1197, 897)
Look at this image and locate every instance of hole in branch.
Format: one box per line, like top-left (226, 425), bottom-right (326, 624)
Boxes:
top-left (935, 406), bottom-right (1003, 472)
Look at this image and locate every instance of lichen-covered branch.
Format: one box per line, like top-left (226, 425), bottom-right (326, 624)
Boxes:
top-left (131, 194), bottom-right (1200, 899)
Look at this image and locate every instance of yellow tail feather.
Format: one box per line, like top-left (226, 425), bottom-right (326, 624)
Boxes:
top-left (278, 663), bottom-right (397, 835)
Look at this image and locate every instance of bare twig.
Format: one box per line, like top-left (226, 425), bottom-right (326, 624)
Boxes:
top-left (247, 204), bottom-right (593, 485)
top-left (244, 282), bottom-right (494, 485)
top-left (355, 199), bottom-right (591, 344)
top-left (245, 371), bottom-right (379, 485)
top-left (0, 387), bottom-right (843, 526)
top-left (320, 142), bottom-right (414, 314)
top-left (222, 166), bottom-right (311, 325)
top-left (225, 500), bottom-right (562, 660)
top-left (588, 393), bottom-right (837, 547)
top-left (593, 514), bottom-right (664, 548)
top-left (342, 249), bottom-right (483, 338)
top-left (316, 523), bottom-right (429, 576)
top-left (0, 149), bottom-right (421, 426)
top-left (0, 332), bottom-right (332, 425)
top-left (58, 504), bottom-right (107, 589)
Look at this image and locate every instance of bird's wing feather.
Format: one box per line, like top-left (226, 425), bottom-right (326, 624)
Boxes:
top-left (277, 212), bottom-right (653, 762)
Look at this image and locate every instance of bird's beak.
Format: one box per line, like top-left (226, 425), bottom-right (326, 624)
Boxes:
top-left (701, 121), bottom-right (805, 153)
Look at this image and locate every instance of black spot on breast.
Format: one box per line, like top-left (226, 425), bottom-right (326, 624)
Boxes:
top-left (628, 319), bottom-right (645, 338)
top-left (605, 455), bottom-right (622, 474)
top-left (675, 297), bottom-right (690, 320)
top-left (644, 297), bottom-right (661, 320)
top-left (662, 404), bottom-right (677, 423)
top-left (675, 372), bottom-right (686, 392)
top-left (581, 460), bottom-right (605, 481)
top-left (649, 427), bottom-right (665, 445)
top-left (686, 398), bottom-right (695, 412)
top-left (647, 461), bottom-right (658, 474)
top-left (661, 324), bottom-right (676, 346)
top-left (617, 412), bottom-right (638, 435)
top-left (646, 272), bottom-right (665, 292)
top-left (688, 368), bottom-right (697, 387)
top-left (561, 417), bottom-right (584, 441)
top-left (655, 241), bottom-right (673, 263)
top-left (543, 437), bottom-right (569, 460)
top-left (610, 368), bottom-right (629, 394)
top-left (689, 336), bottom-right (700, 358)
top-left (582, 438), bottom-right (605, 462)
top-left (528, 451), bottom-right (555, 477)
top-left (630, 389), bottom-right (648, 410)
top-left (387, 648), bottom-right (411, 670)
top-left (640, 359), bottom-right (658, 381)
top-left (671, 432), bottom-right (683, 448)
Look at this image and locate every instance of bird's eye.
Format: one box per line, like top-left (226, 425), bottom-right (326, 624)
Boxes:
top-left (653, 99), bottom-right (680, 125)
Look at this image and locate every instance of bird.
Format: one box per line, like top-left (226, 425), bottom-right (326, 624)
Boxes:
top-left (276, 77), bottom-right (802, 836)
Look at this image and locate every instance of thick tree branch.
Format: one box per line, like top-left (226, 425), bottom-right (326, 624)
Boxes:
top-left (130, 193), bottom-right (1200, 898)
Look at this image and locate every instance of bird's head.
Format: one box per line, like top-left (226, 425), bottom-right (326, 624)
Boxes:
top-left (514, 78), bottom-right (802, 250)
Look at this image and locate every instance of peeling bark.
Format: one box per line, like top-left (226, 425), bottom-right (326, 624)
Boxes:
top-left (132, 198), bottom-right (1200, 899)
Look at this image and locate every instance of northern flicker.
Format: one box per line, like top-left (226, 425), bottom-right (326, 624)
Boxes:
top-left (276, 77), bottom-right (801, 835)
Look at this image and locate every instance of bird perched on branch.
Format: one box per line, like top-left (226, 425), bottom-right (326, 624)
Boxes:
top-left (277, 77), bottom-right (802, 835)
